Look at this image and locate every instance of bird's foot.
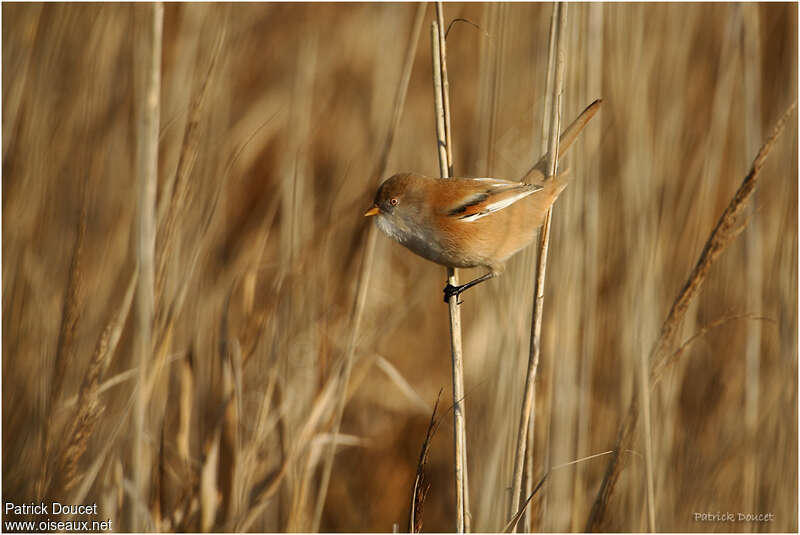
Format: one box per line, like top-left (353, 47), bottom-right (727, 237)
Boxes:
top-left (443, 283), bottom-right (464, 304)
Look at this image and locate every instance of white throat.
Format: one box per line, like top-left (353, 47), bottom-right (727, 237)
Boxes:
top-left (374, 213), bottom-right (411, 243)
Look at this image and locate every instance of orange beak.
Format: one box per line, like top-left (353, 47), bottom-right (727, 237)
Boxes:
top-left (364, 206), bottom-right (380, 217)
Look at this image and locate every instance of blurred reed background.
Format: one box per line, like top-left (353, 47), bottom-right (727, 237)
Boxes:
top-left (2, 2), bottom-right (797, 532)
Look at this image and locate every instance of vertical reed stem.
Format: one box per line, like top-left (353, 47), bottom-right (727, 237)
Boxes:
top-left (132, 2), bottom-right (163, 531)
top-left (509, 3), bottom-right (567, 530)
top-left (524, 6), bottom-right (560, 531)
top-left (432, 7), bottom-right (470, 530)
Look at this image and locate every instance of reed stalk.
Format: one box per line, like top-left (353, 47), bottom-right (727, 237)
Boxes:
top-left (432, 6), bottom-right (470, 531)
top-left (132, 2), bottom-right (163, 530)
top-left (509, 3), bottom-right (567, 530)
top-left (409, 391), bottom-right (443, 533)
top-left (524, 6), bottom-right (559, 531)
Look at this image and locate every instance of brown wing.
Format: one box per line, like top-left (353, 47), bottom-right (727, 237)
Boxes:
top-left (443, 178), bottom-right (543, 222)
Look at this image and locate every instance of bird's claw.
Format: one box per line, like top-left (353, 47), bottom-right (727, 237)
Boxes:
top-left (443, 283), bottom-right (464, 305)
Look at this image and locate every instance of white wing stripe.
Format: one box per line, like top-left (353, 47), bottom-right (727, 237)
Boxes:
top-left (471, 177), bottom-right (517, 187)
top-left (458, 188), bottom-right (538, 222)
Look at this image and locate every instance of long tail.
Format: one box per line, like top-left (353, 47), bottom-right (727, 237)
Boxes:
top-left (522, 99), bottom-right (602, 184)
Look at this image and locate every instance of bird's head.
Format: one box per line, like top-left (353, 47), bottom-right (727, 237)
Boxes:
top-left (364, 173), bottom-right (417, 219)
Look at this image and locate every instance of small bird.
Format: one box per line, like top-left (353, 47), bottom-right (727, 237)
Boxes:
top-left (365, 100), bottom-right (602, 303)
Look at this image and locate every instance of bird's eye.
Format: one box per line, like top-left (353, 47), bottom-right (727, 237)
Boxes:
top-left (390, 198), bottom-right (398, 206)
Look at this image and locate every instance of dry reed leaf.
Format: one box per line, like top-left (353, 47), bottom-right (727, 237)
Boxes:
top-left (60, 366), bottom-right (137, 408)
top-left (218, 341), bottom-right (239, 526)
top-left (374, 354), bottom-right (432, 415)
top-left (152, 424), bottom-right (166, 532)
top-left (177, 349), bottom-right (195, 465)
top-left (505, 451), bottom-right (613, 533)
top-left (200, 426), bottom-right (222, 531)
top-left (410, 390), bottom-right (442, 534)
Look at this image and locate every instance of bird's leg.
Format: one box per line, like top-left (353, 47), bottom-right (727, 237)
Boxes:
top-left (443, 271), bottom-right (496, 303)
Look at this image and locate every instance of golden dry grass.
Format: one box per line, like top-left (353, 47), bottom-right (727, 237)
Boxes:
top-left (2, 2), bottom-right (797, 532)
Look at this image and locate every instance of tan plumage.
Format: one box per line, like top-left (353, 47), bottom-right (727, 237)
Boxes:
top-left (365, 99), bottom-right (601, 301)
top-left (368, 173), bottom-right (567, 274)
